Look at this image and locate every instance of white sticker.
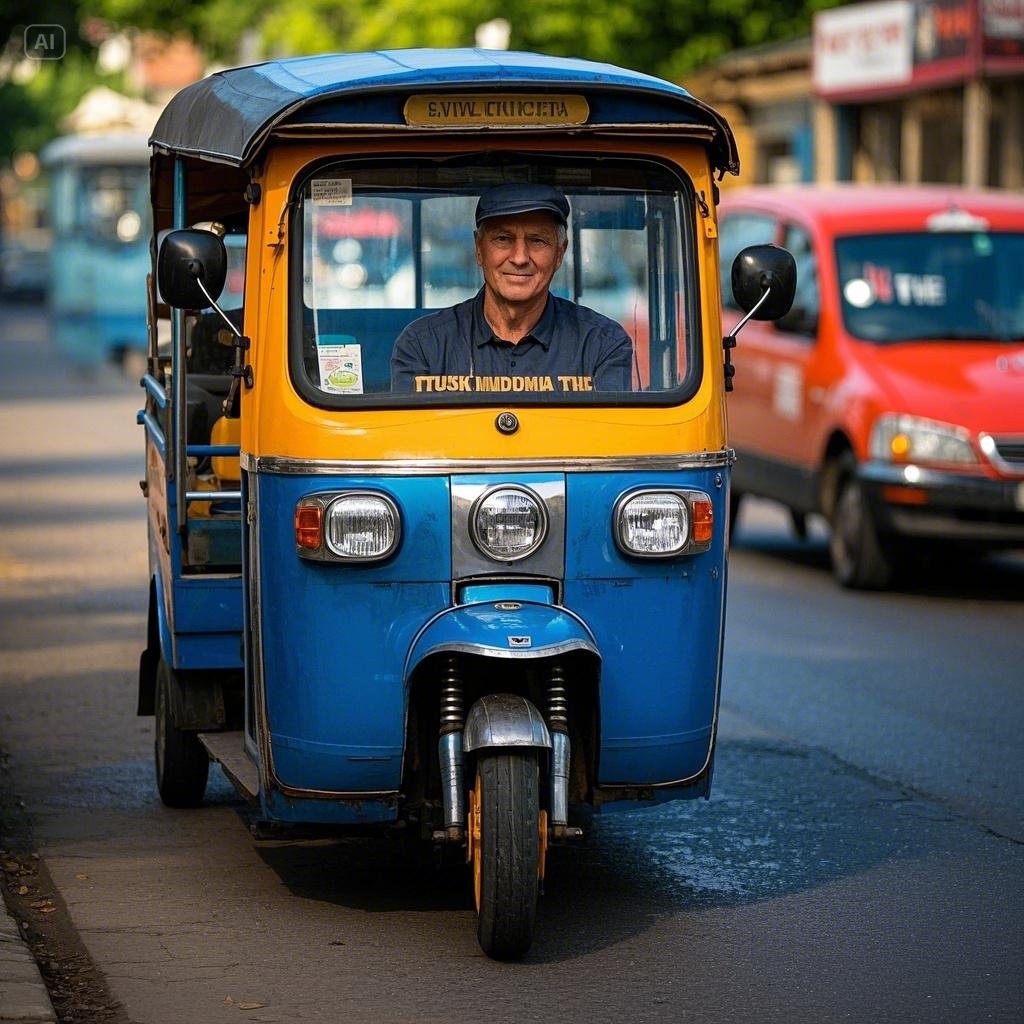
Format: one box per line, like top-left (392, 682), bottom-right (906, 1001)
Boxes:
top-left (844, 278), bottom-right (875, 308)
top-left (311, 179), bottom-right (353, 205)
top-left (508, 636), bottom-right (532, 648)
top-left (318, 344), bottom-right (363, 394)
top-left (893, 273), bottom-right (946, 307)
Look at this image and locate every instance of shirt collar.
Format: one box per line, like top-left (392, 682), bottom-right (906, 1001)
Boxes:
top-left (472, 288), bottom-right (555, 350)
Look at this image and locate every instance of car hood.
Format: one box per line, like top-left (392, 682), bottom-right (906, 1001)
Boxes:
top-left (859, 342), bottom-right (1024, 434)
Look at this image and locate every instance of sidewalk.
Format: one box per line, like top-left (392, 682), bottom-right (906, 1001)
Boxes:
top-left (0, 899), bottom-right (56, 1023)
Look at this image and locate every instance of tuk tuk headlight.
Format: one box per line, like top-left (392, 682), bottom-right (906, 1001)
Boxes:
top-left (614, 489), bottom-right (714, 558)
top-left (470, 486), bottom-right (547, 562)
top-left (295, 492), bottom-right (400, 562)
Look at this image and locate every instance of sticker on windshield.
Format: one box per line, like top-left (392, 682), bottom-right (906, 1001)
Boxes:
top-left (318, 343), bottom-right (364, 394)
top-left (844, 262), bottom-right (947, 308)
top-left (311, 178), bottom-right (353, 206)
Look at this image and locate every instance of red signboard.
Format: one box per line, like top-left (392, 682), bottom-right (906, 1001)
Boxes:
top-left (814, 0), bottom-right (1024, 100)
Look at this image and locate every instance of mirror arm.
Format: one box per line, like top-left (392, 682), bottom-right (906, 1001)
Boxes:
top-left (192, 271), bottom-right (242, 337)
top-left (732, 283), bottom-right (772, 336)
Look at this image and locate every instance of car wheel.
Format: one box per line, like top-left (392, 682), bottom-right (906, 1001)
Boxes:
top-left (829, 457), bottom-right (893, 590)
top-left (155, 658), bottom-right (210, 807)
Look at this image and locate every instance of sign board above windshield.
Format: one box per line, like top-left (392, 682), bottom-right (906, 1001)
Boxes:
top-left (404, 94), bottom-right (590, 127)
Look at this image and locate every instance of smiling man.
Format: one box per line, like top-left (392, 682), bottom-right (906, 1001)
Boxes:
top-left (390, 183), bottom-right (633, 394)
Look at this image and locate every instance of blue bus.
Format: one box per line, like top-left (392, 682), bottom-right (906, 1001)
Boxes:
top-left (41, 133), bottom-right (151, 368)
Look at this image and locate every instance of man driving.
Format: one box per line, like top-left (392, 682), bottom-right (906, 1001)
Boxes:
top-left (390, 184), bottom-right (633, 394)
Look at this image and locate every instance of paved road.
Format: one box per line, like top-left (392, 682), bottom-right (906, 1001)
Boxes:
top-left (1, 302), bottom-right (1022, 1023)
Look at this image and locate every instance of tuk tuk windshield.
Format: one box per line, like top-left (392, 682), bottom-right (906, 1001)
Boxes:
top-left (293, 158), bottom-right (700, 404)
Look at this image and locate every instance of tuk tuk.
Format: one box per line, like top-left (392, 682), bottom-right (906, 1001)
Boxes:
top-left (137, 48), bottom-right (794, 959)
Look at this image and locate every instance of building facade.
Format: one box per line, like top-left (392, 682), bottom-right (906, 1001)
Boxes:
top-left (689, 0), bottom-right (1023, 189)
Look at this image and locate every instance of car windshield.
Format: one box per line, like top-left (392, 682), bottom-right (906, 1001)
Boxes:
top-left (835, 230), bottom-right (1024, 343)
top-left (292, 158), bottom-right (699, 405)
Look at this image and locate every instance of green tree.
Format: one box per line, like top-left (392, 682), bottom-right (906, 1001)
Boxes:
top-left (87, 0), bottom-right (840, 78)
top-left (0, 0), bottom-right (128, 160)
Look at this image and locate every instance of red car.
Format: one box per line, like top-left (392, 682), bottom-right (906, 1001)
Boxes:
top-left (719, 185), bottom-right (1024, 588)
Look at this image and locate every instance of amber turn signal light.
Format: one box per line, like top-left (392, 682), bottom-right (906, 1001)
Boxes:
top-left (691, 499), bottom-right (714, 544)
top-left (295, 504), bottom-right (323, 550)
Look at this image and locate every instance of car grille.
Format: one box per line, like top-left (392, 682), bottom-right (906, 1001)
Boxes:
top-left (990, 437), bottom-right (1024, 466)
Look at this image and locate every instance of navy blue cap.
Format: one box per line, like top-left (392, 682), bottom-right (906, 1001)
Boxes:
top-left (475, 184), bottom-right (570, 227)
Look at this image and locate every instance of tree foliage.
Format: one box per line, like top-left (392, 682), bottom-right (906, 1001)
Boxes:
top-left (87, 0), bottom-right (837, 78)
top-left (1, 0), bottom-right (841, 160)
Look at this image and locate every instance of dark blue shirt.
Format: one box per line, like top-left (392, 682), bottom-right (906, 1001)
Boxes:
top-left (390, 289), bottom-right (633, 395)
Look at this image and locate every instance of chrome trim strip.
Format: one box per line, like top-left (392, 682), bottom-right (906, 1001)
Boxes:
top-left (980, 433), bottom-right (1024, 477)
top-left (243, 451), bottom-right (735, 476)
top-left (185, 490), bottom-right (242, 503)
top-left (418, 639), bottom-right (600, 661)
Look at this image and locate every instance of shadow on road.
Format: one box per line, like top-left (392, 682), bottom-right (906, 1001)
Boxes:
top-left (733, 520), bottom-right (1024, 603)
top-left (246, 732), bottom-right (974, 965)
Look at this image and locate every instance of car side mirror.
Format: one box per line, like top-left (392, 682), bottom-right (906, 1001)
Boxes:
top-left (730, 244), bottom-right (797, 323)
top-left (158, 229), bottom-right (227, 310)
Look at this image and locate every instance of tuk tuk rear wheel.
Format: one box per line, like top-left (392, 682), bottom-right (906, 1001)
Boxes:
top-left (155, 658), bottom-right (209, 807)
top-left (471, 750), bottom-right (540, 960)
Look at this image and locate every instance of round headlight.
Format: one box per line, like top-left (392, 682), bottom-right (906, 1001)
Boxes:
top-left (325, 493), bottom-right (400, 561)
top-left (470, 486), bottom-right (547, 562)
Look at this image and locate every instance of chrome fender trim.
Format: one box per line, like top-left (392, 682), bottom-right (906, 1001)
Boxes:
top-left (463, 694), bottom-right (551, 753)
top-left (405, 601), bottom-right (600, 678)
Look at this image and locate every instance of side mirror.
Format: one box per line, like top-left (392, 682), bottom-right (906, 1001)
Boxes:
top-left (158, 229), bottom-right (227, 310)
top-left (730, 244), bottom-right (797, 322)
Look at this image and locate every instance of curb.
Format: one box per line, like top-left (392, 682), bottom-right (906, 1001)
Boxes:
top-left (0, 899), bottom-right (56, 1023)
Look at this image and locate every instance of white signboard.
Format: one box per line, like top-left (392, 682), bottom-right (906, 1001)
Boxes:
top-left (813, 1), bottom-right (914, 94)
top-left (983, 0), bottom-right (1024, 40)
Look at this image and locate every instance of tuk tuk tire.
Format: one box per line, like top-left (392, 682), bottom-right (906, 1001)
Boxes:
top-left (473, 750), bottom-right (540, 961)
top-left (155, 658), bottom-right (209, 808)
top-left (828, 455), bottom-right (893, 590)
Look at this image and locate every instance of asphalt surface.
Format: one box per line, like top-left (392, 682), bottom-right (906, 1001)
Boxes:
top-left (1, 300), bottom-right (1022, 1023)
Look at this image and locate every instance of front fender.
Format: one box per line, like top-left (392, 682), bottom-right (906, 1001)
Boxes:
top-left (405, 600), bottom-right (600, 679)
top-left (464, 694), bottom-right (551, 753)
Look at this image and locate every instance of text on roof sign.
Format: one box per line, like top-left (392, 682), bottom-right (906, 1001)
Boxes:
top-left (404, 94), bottom-right (590, 127)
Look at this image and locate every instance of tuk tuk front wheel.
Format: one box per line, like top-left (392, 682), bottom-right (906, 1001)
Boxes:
top-left (470, 751), bottom-right (540, 960)
top-left (155, 658), bottom-right (209, 808)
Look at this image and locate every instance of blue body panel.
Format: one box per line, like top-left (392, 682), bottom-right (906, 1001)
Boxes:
top-left (565, 470), bottom-right (726, 785)
top-left (257, 475), bottom-right (450, 795)
top-left (252, 467), bottom-right (727, 817)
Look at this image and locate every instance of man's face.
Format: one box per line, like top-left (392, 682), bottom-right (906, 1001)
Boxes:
top-left (474, 212), bottom-right (567, 307)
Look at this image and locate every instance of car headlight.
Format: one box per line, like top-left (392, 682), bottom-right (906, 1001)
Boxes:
top-left (613, 489), bottom-right (714, 558)
top-left (470, 486), bottom-right (547, 562)
top-left (869, 414), bottom-right (977, 466)
top-left (295, 491), bottom-right (400, 562)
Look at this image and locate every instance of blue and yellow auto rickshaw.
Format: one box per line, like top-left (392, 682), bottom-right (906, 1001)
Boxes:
top-left (137, 49), bottom-right (794, 959)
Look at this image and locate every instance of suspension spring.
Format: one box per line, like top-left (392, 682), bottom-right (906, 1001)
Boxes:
top-left (439, 655), bottom-right (465, 736)
top-left (547, 662), bottom-right (568, 734)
